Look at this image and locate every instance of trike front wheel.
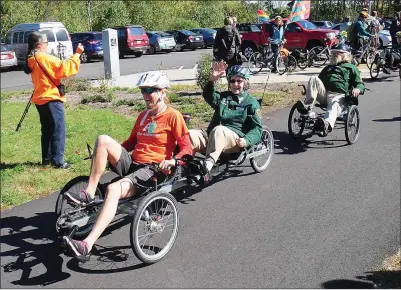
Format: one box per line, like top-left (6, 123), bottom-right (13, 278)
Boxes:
top-left (345, 105), bottom-right (360, 145)
top-left (288, 103), bottom-right (306, 139)
top-left (130, 191), bottom-right (179, 264)
top-left (250, 127), bottom-right (274, 173)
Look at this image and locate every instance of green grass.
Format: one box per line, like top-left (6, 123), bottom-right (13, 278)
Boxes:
top-left (1, 102), bottom-right (134, 210)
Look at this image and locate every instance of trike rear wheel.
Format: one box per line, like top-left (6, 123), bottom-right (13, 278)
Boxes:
top-left (55, 176), bottom-right (102, 238)
top-left (130, 191), bottom-right (179, 264)
top-left (250, 128), bottom-right (274, 173)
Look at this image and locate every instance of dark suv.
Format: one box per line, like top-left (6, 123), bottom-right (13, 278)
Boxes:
top-left (70, 32), bottom-right (103, 63)
top-left (112, 25), bottom-right (149, 58)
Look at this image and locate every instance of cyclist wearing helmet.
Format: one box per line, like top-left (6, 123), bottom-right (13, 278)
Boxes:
top-left (295, 43), bottom-right (365, 137)
top-left (189, 62), bottom-right (262, 182)
top-left (63, 71), bottom-right (193, 259)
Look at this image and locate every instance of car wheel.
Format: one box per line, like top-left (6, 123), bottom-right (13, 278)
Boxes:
top-left (80, 52), bottom-right (88, 63)
top-left (148, 45), bottom-right (156, 54)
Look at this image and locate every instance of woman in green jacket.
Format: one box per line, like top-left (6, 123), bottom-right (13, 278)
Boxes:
top-left (189, 63), bottom-right (263, 182)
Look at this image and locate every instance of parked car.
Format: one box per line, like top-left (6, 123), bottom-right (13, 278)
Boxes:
top-left (0, 44), bottom-right (18, 70)
top-left (331, 22), bottom-right (351, 32)
top-left (146, 31), bottom-right (176, 54)
top-left (312, 21), bottom-right (335, 29)
top-left (70, 32), bottom-right (103, 63)
top-left (4, 22), bottom-right (74, 65)
top-left (239, 20), bottom-right (339, 59)
top-left (189, 28), bottom-right (217, 48)
top-left (165, 30), bottom-right (203, 51)
top-left (111, 25), bottom-right (149, 58)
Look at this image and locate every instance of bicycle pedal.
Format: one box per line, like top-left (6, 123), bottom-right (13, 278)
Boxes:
top-left (76, 254), bottom-right (91, 263)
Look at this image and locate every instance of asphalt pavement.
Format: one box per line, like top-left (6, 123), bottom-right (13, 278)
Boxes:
top-left (1, 74), bottom-right (400, 288)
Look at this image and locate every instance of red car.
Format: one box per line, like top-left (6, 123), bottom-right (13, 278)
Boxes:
top-left (239, 19), bottom-right (339, 59)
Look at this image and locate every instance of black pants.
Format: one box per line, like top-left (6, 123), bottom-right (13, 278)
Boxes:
top-left (385, 50), bottom-right (401, 68)
top-left (35, 101), bottom-right (66, 166)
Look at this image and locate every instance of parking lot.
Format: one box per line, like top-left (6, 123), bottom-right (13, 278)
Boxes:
top-left (0, 49), bottom-right (211, 91)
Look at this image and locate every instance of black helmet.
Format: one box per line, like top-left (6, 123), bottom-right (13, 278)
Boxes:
top-left (331, 42), bottom-right (351, 54)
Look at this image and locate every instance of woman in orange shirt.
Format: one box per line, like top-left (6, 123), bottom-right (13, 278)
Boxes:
top-left (62, 71), bottom-right (193, 260)
top-left (24, 32), bottom-right (84, 169)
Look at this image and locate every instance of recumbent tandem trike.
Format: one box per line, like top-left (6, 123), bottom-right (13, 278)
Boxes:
top-left (55, 104), bottom-right (274, 265)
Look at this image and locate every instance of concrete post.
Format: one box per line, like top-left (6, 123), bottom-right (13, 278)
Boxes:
top-left (102, 29), bottom-right (120, 79)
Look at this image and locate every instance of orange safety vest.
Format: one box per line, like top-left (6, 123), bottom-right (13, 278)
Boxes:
top-left (27, 52), bottom-right (81, 105)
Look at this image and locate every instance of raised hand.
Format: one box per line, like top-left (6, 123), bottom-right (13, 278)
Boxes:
top-left (210, 61), bottom-right (228, 82)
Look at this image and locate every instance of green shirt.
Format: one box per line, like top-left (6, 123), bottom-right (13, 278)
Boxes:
top-left (318, 62), bottom-right (365, 94)
top-left (203, 81), bottom-right (263, 146)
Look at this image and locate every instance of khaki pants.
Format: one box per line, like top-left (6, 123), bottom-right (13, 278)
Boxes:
top-left (189, 125), bottom-right (241, 163)
top-left (305, 76), bottom-right (345, 129)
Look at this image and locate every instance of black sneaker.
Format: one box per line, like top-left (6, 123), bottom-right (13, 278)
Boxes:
top-left (383, 67), bottom-right (391, 74)
top-left (63, 236), bottom-right (90, 261)
top-left (314, 117), bottom-right (329, 137)
top-left (42, 159), bottom-right (51, 166)
top-left (53, 162), bottom-right (72, 169)
top-left (295, 100), bottom-right (310, 115)
top-left (65, 190), bottom-right (95, 205)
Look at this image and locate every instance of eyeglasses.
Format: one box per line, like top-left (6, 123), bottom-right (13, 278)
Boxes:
top-left (140, 87), bottom-right (160, 94)
top-left (229, 79), bottom-right (244, 84)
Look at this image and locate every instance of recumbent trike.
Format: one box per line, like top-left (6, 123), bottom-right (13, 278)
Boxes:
top-left (55, 104), bottom-right (274, 265)
top-left (288, 84), bottom-right (364, 145)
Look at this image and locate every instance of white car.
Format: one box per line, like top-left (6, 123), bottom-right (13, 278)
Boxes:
top-left (0, 45), bottom-right (18, 70)
top-left (378, 29), bottom-right (392, 47)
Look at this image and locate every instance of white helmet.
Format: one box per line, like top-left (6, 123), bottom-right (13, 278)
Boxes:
top-left (137, 71), bottom-right (170, 89)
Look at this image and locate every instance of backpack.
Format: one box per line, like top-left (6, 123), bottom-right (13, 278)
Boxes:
top-left (346, 21), bottom-right (357, 43)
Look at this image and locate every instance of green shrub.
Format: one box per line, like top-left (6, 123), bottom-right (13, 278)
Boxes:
top-left (196, 54), bottom-right (217, 90)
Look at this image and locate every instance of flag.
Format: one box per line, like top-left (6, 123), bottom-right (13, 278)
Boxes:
top-left (257, 9), bottom-right (269, 23)
top-left (288, 0), bottom-right (311, 22)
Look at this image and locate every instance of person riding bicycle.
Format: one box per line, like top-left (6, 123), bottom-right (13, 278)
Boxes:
top-left (295, 43), bottom-right (365, 137)
top-left (62, 71), bottom-right (193, 259)
top-left (267, 15), bottom-right (287, 72)
top-left (350, 11), bottom-right (372, 52)
top-left (189, 63), bottom-right (262, 182)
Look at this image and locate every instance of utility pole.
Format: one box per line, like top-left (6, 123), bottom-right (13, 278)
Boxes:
top-left (86, 0), bottom-right (92, 31)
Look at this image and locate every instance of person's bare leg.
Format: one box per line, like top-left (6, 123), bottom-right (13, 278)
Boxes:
top-left (84, 178), bottom-right (135, 251)
top-left (86, 135), bottom-right (122, 197)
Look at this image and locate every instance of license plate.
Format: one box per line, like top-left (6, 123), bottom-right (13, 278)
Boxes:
top-left (196, 37), bottom-right (200, 40)
top-left (136, 40), bottom-right (142, 43)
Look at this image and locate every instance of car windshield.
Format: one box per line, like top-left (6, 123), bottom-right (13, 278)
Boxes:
top-left (298, 20), bottom-right (318, 30)
top-left (155, 32), bottom-right (172, 37)
top-left (180, 30), bottom-right (196, 35)
top-left (201, 28), bottom-right (216, 33)
top-left (93, 33), bottom-right (102, 40)
top-left (1, 45), bottom-right (7, 52)
top-left (128, 27), bottom-right (145, 35)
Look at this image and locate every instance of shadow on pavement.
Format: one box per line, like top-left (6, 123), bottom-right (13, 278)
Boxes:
top-left (66, 245), bottom-right (149, 274)
top-left (273, 130), bottom-right (349, 155)
top-left (322, 270), bottom-right (401, 289)
top-left (372, 116), bottom-right (401, 122)
top-left (0, 212), bottom-right (70, 286)
top-left (321, 279), bottom-right (374, 288)
top-left (362, 77), bottom-right (396, 83)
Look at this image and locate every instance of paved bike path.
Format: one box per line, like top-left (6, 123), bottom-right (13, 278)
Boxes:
top-left (1, 74), bottom-right (399, 288)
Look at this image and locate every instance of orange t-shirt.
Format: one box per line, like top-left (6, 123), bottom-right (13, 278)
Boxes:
top-left (121, 106), bottom-right (189, 164)
top-left (27, 52), bottom-right (81, 105)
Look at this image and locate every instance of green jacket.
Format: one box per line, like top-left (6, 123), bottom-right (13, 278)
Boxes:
top-left (203, 81), bottom-right (263, 146)
top-left (318, 62), bottom-right (365, 94)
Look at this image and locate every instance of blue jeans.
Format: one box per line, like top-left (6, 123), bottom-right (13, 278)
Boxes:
top-left (35, 101), bottom-right (66, 166)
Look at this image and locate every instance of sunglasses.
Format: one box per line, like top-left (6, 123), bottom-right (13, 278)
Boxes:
top-left (140, 87), bottom-right (160, 94)
top-left (229, 79), bottom-right (244, 84)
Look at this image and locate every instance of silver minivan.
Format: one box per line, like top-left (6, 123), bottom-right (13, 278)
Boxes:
top-left (4, 22), bottom-right (74, 65)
